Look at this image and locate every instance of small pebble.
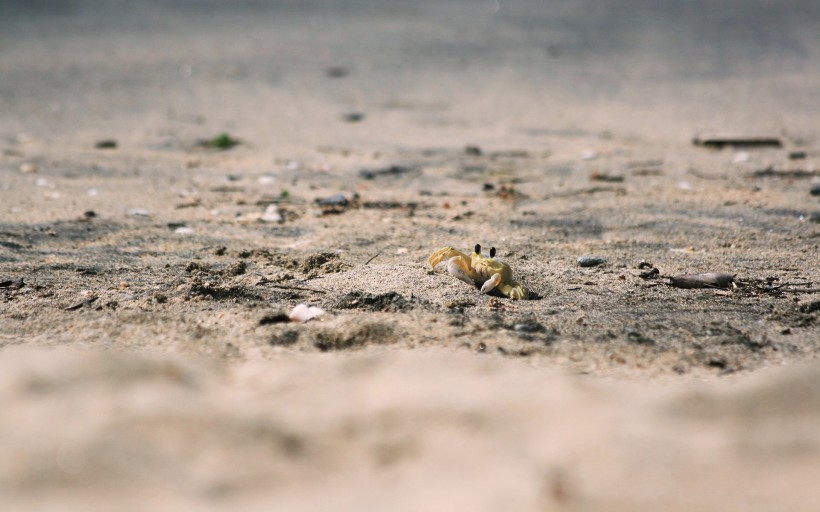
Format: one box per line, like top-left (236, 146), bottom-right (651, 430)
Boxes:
top-left (94, 139), bottom-right (118, 149)
top-left (342, 112), bottom-right (365, 123)
top-left (580, 149), bottom-right (598, 161)
top-left (289, 304), bottom-right (325, 322)
top-left (20, 163), bottom-right (38, 174)
top-left (810, 184), bottom-right (820, 196)
top-left (325, 66), bottom-right (350, 78)
top-left (316, 193), bottom-right (350, 206)
top-left (731, 151), bottom-right (750, 164)
top-left (577, 256), bottom-right (606, 267)
top-left (174, 226), bottom-right (195, 235)
top-left (128, 208), bottom-right (151, 217)
top-left (260, 204), bottom-right (282, 223)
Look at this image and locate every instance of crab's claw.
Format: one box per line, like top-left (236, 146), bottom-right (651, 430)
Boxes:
top-left (480, 273), bottom-right (502, 294)
top-left (446, 256), bottom-right (475, 286)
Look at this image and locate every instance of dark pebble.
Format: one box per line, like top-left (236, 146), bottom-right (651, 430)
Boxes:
top-left (342, 112), bottom-right (365, 123)
top-left (95, 139), bottom-right (118, 149)
top-left (639, 267), bottom-right (660, 279)
top-left (577, 256), bottom-right (606, 267)
top-left (315, 193), bottom-right (350, 206)
top-left (325, 66), bottom-right (350, 78)
top-left (810, 184), bottom-right (820, 196)
top-left (358, 165), bottom-right (413, 180)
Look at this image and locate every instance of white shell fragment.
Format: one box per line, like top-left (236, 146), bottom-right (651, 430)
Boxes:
top-left (260, 204), bottom-right (282, 223)
top-left (580, 149), bottom-right (598, 161)
top-left (289, 304), bottom-right (325, 322)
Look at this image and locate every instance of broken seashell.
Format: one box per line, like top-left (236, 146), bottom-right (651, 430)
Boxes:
top-left (289, 304), bottom-right (326, 322)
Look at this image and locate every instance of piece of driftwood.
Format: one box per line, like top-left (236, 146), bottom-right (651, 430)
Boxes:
top-left (668, 272), bottom-right (735, 289)
top-left (692, 133), bottom-right (782, 149)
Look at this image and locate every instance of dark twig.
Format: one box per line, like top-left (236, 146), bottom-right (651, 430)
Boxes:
top-left (256, 280), bottom-right (327, 294)
top-left (365, 253), bottom-right (382, 265)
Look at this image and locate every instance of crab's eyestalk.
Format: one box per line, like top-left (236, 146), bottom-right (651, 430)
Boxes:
top-left (490, 247), bottom-right (496, 258)
top-left (474, 244), bottom-right (481, 255)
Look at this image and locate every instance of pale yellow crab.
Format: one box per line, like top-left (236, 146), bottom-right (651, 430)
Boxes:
top-left (428, 244), bottom-right (529, 300)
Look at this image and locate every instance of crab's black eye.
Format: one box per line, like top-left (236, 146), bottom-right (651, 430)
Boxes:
top-left (490, 247), bottom-right (496, 258)
top-left (474, 244), bottom-right (481, 255)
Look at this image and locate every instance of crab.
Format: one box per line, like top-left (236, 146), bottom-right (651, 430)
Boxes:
top-left (428, 244), bottom-right (529, 300)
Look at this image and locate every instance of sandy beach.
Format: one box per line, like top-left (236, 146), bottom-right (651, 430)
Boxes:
top-left (2, 1), bottom-right (820, 509)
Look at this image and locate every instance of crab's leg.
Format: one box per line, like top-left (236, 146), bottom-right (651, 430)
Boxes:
top-left (480, 272), bottom-right (502, 294)
top-left (497, 281), bottom-right (528, 300)
top-left (428, 247), bottom-right (470, 270)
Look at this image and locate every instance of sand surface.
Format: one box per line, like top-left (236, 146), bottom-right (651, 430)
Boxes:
top-left (2, 1), bottom-right (820, 510)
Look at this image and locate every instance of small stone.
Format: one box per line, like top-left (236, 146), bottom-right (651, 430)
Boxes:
top-left (289, 304), bottom-right (325, 322)
top-left (128, 208), bottom-right (151, 217)
top-left (577, 256), bottom-right (606, 267)
top-left (20, 163), bottom-right (38, 174)
top-left (810, 184), bottom-right (820, 196)
top-left (260, 204), bottom-right (282, 223)
top-left (174, 226), bottom-right (195, 235)
top-left (316, 193), bottom-right (349, 206)
top-left (94, 139), bottom-right (118, 149)
top-left (325, 66), bottom-right (350, 78)
top-left (580, 149), bottom-right (598, 161)
top-left (342, 112), bottom-right (365, 123)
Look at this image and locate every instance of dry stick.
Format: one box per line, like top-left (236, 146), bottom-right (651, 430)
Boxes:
top-left (254, 275), bottom-right (327, 294)
top-left (364, 253), bottom-right (381, 265)
top-left (687, 168), bottom-right (727, 180)
top-left (262, 283), bottom-right (328, 294)
top-left (757, 282), bottom-right (813, 291)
